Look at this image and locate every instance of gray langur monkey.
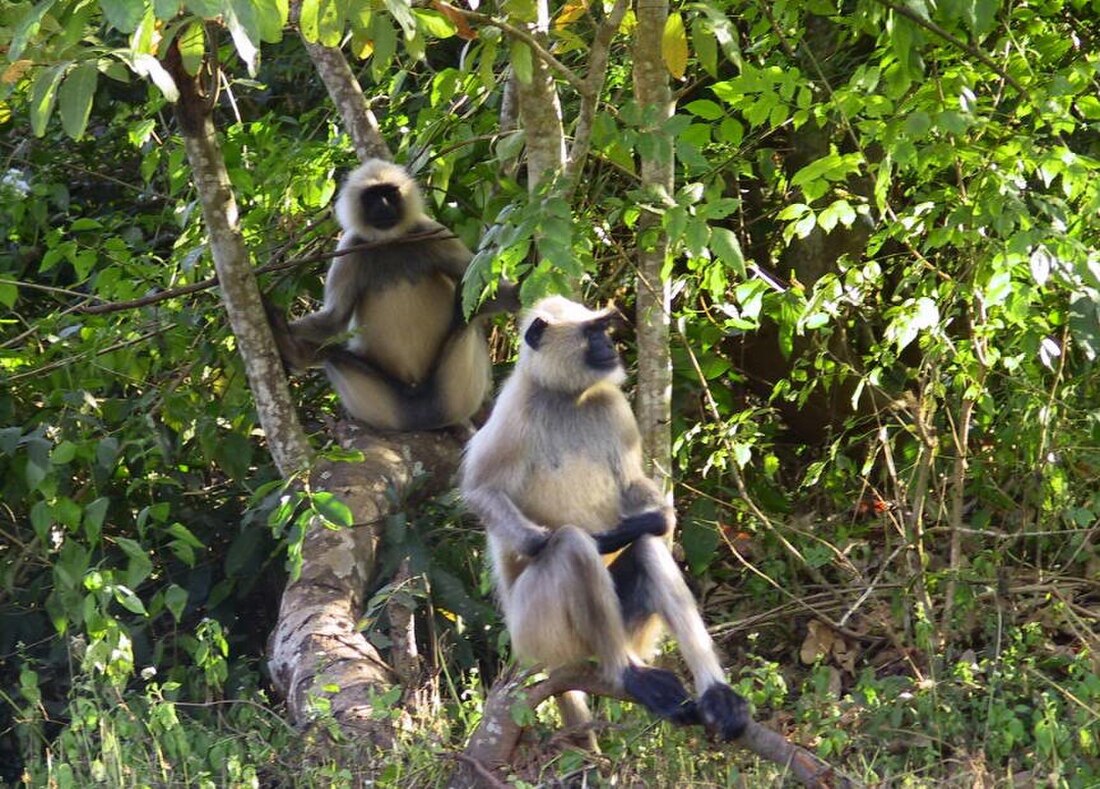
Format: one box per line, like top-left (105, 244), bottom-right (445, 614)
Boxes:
top-left (269, 158), bottom-right (516, 431)
top-left (460, 296), bottom-right (749, 742)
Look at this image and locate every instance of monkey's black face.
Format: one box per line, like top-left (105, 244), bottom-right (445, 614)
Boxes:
top-left (584, 318), bottom-right (619, 370)
top-left (359, 183), bottom-right (404, 230)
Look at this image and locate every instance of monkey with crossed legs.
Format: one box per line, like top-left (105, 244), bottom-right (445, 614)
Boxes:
top-left (268, 158), bottom-right (516, 432)
top-left (461, 296), bottom-right (749, 744)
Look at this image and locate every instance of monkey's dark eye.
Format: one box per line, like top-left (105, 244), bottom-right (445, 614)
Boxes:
top-left (359, 184), bottom-right (404, 230)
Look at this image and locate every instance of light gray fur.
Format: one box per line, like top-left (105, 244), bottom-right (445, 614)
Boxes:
top-left (461, 296), bottom-right (729, 733)
top-left (279, 160), bottom-right (492, 431)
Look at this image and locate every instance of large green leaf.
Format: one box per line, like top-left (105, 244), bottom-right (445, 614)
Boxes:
top-left (177, 20), bottom-right (205, 75)
top-left (29, 64), bottom-right (66, 137)
top-left (99, 0), bottom-right (145, 33)
top-left (9, 0), bottom-right (57, 62)
top-left (58, 62), bottom-right (98, 140)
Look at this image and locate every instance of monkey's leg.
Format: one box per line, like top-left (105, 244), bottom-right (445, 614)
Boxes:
top-left (429, 325), bottom-right (492, 427)
top-left (324, 349), bottom-right (444, 431)
top-left (508, 527), bottom-right (695, 723)
top-left (555, 690), bottom-right (599, 751)
top-left (610, 536), bottom-right (750, 740)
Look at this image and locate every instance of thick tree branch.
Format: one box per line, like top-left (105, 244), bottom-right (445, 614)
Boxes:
top-left (163, 42), bottom-right (312, 479)
top-left (268, 426), bottom-right (464, 733)
top-left (289, 0), bottom-right (391, 162)
top-left (457, 668), bottom-right (860, 788)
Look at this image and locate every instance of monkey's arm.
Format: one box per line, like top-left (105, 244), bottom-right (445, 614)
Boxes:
top-left (463, 485), bottom-right (552, 557)
top-left (285, 257), bottom-right (360, 348)
top-left (471, 280), bottom-right (521, 321)
top-left (591, 511), bottom-right (670, 554)
top-left (599, 475), bottom-right (676, 553)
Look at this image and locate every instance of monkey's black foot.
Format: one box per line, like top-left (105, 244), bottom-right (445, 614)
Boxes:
top-left (622, 665), bottom-right (697, 725)
top-left (698, 683), bottom-right (750, 741)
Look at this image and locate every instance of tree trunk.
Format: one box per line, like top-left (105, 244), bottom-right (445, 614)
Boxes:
top-left (267, 425), bottom-right (463, 732)
top-left (514, 0), bottom-right (566, 189)
top-left (631, 0), bottom-right (675, 489)
top-left (301, 40), bottom-right (391, 163)
top-left (164, 46), bottom-right (311, 479)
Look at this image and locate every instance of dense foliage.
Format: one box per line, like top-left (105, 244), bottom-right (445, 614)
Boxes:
top-left (1, 0), bottom-right (1098, 785)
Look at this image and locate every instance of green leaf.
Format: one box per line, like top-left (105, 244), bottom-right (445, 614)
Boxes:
top-left (116, 537), bottom-right (154, 587)
top-left (99, 0), bottom-right (145, 33)
top-left (413, 8), bottom-right (455, 37)
top-left (511, 40), bottom-right (533, 84)
top-left (382, 0), bottom-right (416, 38)
top-left (185, 0), bottom-right (221, 17)
top-left (710, 226), bottom-right (746, 278)
top-left (113, 585), bottom-right (148, 616)
top-left (691, 17), bottom-right (717, 78)
top-left (311, 492), bottom-right (353, 529)
top-left (226, 0), bottom-right (260, 74)
top-left (30, 64), bottom-right (66, 138)
top-left (168, 522), bottom-right (205, 548)
top-left (130, 54), bottom-right (179, 101)
top-left (178, 22), bottom-right (205, 75)
top-left (684, 99), bottom-right (723, 120)
top-left (369, 15), bottom-right (396, 81)
top-left (10, 0), bottom-right (57, 62)
top-left (83, 497), bottom-right (110, 544)
top-left (817, 199), bottom-right (856, 233)
top-left (681, 518), bottom-right (720, 575)
top-left (58, 63), bottom-right (98, 140)
top-left (905, 110), bottom-right (931, 138)
top-left (692, 0), bottom-right (740, 69)
top-left (298, 0), bottom-right (319, 40)
top-left (154, 0), bottom-right (181, 19)
top-left (315, 0), bottom-right (343, 46)
top-left (254, 0), bottom-right (287, 42)
top-left (0, 282), bottom-right (17, 308)
top-left (50, 441), bottom-right (77, 465)
top-left (164, 584), bottom-right (188, 622)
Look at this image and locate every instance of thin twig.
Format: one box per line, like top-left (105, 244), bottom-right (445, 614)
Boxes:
top-left (433, 1), bottom-right (589, 97)
top-left (76, 229), bottom-right (456, 315)
top-left (870, 0), bottom-right (1031, 101)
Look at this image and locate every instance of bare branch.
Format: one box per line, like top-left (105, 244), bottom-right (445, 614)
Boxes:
top-left (77, 229), bottom-right (458, 315)
top-left (566, 0), bottom-right (630, 185)
top-left (458, 667), bottom-right (861, 788)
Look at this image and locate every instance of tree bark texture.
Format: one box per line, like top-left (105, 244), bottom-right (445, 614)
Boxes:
top-left (456, 668), bottom-right (859, 789)
top-left (301, 40), bottom-right (391, 163)
top-left (514, 1), bottom-right (567, 190)
top-left (631, 0), bottom-right (675, 490)
top-left (165, 46), bottom-right (312, 479)
top-left (267, 425), bottom-right (464, 732)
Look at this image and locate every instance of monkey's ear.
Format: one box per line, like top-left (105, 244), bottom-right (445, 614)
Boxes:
top-left (524, 317), bottom-right (548, 350)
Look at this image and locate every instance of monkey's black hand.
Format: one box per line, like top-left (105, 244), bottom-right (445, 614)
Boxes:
top-left (592, 511), bottom-right (669, 554)
top-left (621, 665), bottom-right (698, 725)
top-left (697, 683), bottom-right (750, 741)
